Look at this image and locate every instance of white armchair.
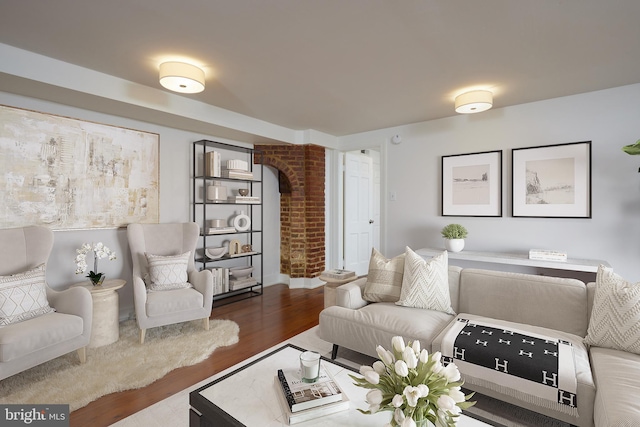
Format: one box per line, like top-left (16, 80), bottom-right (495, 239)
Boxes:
top-left (0, 226), bottom-right (92, 380)
top-left (127, 222), bottom-right (213, 344)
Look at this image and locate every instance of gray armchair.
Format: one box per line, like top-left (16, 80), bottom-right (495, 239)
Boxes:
top-left (127, 222), bottom-right (213, 344)
top-left (0, 226), bottom-right (92, 381)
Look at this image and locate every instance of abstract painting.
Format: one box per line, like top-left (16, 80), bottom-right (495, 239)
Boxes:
top-left (0, 105), bottom-right (159, 229)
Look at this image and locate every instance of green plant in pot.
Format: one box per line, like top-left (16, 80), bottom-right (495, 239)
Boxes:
top-left (441, 224), bottom-right (468, 253)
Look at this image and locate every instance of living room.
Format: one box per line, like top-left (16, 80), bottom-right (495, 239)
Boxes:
top-left (1, 2), bottom-right (639, 427)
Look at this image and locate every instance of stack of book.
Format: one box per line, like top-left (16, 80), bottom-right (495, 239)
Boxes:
top-left (222, 169), bottom-right (254, 180)
top-left (210, 267), bottom-right (230, 295)
top-left (228, 195), bottom-right (260, 204)
top-left (321, 269), bottom-right (356, 281)
top-left (274, 365), bottom-right (349, 425)
top-left (229, 277), bottom-right (258, 291)
top-left (204, 151), bottom-right (221, 177)
top-left (529, 249), bottom-right (568, 262)
top-left (207, 226), bottom-right (236, 235)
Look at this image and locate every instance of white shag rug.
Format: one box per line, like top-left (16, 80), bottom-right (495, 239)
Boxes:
top-left (0, 318), bottom-right (239, 411)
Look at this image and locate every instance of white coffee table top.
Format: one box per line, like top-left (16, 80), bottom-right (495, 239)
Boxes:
top-left (192, 344), bottom-right (491, 426)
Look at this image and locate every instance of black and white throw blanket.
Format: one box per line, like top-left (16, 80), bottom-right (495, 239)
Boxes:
top-left (441, 317), bottom-right (578, 416)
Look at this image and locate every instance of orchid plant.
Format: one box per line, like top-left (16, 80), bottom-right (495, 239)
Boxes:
top-left (75, 242), bottom-right (117, 285)
top-left (351, 336), bottom-right (475, 427)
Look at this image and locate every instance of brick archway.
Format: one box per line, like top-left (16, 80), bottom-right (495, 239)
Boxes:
top-left (255, 145), bottom-right (325, 279)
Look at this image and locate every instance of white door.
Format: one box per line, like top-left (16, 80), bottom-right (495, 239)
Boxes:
top-left (344, 151), bottom-right (374, 276)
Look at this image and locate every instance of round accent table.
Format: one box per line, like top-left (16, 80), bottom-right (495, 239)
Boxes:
top-left (74, 279), bottom-right (126, 348)
top-left (319, 274), bottom-right (359, 308)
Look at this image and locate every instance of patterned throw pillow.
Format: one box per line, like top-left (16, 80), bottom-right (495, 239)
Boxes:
top-left (396, 248), bottom-right (455, 314)
top-left (584, 265), bottom-right (640, 355)
top-left (0, 264), bottom-right (54, 326)
top-left (363, 248), bottom-right (405, 302)
top-left (145, 252), bottom-right (193, 291)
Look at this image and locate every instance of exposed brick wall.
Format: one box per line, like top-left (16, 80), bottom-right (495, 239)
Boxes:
top-left (255, 145), bottom-right (325, 279)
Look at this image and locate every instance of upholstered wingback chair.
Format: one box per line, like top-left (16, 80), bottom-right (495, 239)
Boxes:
top-left (127, 222), bottom-right (213, 344)
top-left (0, 226), bottom-right (93, 380)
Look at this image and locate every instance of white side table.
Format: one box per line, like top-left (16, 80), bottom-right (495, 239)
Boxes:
top-left (74, 279), bottom-right (126, 348)
top-left (319, 274), bottom-right (359, 308)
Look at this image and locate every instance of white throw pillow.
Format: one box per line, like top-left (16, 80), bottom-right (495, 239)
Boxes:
top-left (145, 252), bottom-right (193, 291)
top-left (363, 248), bottom-right (405, 302)
top-left (0, 264), bottom-right (54, 326)
top-left (584, 265), bottom-right (640, 355)
top-left (396, 248), bottom-right (455, 314)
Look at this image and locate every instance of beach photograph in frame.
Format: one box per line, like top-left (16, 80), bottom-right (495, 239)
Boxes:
top-left (0, 104), bottom-right (160, 229)
top-left (512, 141), bottom-right (591, 218)
top-left (441, 150), bottom-right (502, 217)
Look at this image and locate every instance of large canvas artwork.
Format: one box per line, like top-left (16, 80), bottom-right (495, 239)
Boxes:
top-left (0, 105), bottom-right (159, 229)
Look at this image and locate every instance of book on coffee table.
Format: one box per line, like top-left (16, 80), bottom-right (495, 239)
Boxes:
top-left (273, 376), bottom-right (349, 424)
top-left (276, 366), bottom-right (343, 412)
top-left (320, 269), bottom-right (355, 280)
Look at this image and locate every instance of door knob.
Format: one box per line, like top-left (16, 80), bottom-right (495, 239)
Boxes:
top-left (369, 219), bottom-right (374, 224)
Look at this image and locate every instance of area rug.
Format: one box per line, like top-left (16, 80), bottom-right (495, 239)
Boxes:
top-left (0, 319), bottom-right (239, 411)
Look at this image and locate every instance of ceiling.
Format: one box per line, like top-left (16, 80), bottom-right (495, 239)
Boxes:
top-left (1, 0), bottom-right (640, 137)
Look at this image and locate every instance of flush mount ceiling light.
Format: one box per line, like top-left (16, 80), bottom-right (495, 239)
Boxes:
top-left (159, 62), bottom-right (205, 93)
top-left (454, 90), bottom-right (493, 114)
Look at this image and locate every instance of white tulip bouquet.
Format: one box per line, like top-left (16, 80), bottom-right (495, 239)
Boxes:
top-left (350, 336), bottom-right (475, 427)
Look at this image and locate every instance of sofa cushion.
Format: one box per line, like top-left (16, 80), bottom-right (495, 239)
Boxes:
top-left (396, 248), bottom-right (454, 314)
top-left (0, 264), bottom-right (54, 326)
top-left (363, 248), bottom-right (405, 302)
top-left (590, 347), bottom-right (640, 427)
top-left (432, 313), bottom-right (595, 426)
top-left (145, 287), bottom-right (204, 317)
top-left (145, 252), bottom-right (193, 291)
top-left (319, 302), bottom-right (454, 359)
top-left (0, 312), bottom-right (82, 362)
top-left (584, 265), bottom-right (640, 355)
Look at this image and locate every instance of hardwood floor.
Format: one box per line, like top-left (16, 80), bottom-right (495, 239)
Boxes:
top-left (70, 284), bottom-right (325, 427)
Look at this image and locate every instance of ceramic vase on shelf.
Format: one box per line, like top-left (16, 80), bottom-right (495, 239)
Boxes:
top-left (444, 238), bottom-right (465, 253)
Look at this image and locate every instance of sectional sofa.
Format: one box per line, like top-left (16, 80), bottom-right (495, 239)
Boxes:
top-left (318, 249), bottom-right (640, 427)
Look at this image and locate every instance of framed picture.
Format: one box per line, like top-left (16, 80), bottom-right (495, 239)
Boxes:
top-left (441, 150), bottom-right (502, 217)
top-left (512, 141), bottom-right (591, 218)
top-left (0, 104), bottom-right (160, 229)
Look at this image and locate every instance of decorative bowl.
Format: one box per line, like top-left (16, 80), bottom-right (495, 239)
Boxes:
top-left (238, 189), bottom-right (249, 196)
top-left (205, 246), bottom-right (228, 259)
top-left (229, 266), bottom-right (254, 279)
top-left (209, 218), bottom-right (228, 228)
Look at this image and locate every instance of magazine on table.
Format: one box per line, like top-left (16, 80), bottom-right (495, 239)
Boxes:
top-left (273, 376), bottom-right (349, 424)
top-left (276, 365), bottom-right (343, 412)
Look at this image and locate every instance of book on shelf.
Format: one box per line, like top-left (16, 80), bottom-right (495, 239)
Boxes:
top-left (204, 151), bottom-right (221, 177)
top-left (320, 269), bottom-right (356, 280)
top-left (528, 249), bottom-right (568, 262)
top-left (229, 277), bottom-right (258, 291)
top-left (210, 267), bottom-right (230, 295)
top-left (221, 169), bottom-right (254, 180)
top-left (276, 366), bottom-right (343, 413)
top-left (273, 376), bottom-right (349, 425)
top-left (207, 227), bottom-right (237, 235)
top-left (228, 196), bottom-right (261, 204)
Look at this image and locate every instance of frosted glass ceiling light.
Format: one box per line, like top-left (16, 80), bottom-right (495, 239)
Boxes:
top-left (159, 62), bottom-right (205, 93)
top-left (454, 90), bottom-right (493, 114)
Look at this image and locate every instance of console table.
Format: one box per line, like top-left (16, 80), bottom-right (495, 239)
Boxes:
top-left (416, 248), bottom-right (610, 273)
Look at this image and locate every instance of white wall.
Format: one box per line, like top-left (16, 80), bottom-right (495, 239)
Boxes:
top-left (339, 83), bottom-right (640, 281)
top-left (0, 91), bottom-right (282, 319)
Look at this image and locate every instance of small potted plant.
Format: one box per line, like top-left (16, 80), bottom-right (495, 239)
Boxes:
top-left (441, 224), bottom-right (468, 253)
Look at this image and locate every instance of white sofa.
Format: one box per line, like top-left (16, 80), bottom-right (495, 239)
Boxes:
top-left (319, 265), bottom-right (640, 427)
